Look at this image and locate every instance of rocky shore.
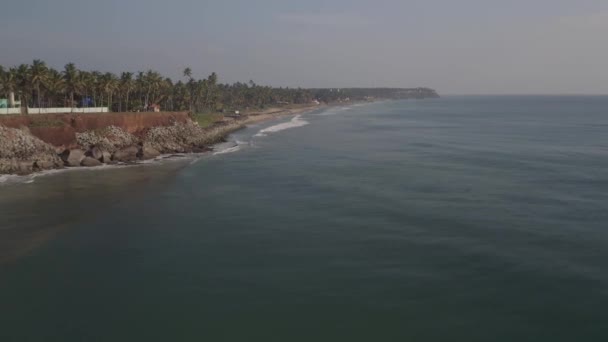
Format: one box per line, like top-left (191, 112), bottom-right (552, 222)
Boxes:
top-left (0, 105), bottom-right (319, 175)
top-left (0, 126), bottom-right (63, 174)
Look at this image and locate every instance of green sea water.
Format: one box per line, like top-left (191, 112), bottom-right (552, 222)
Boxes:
top-left (1, 96), bottom-right (608, 341)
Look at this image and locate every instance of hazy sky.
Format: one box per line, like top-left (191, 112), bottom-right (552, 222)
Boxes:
top-left (1, 0), bottom-right (607, 94)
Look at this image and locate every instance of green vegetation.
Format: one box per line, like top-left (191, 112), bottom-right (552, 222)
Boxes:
top-left (193, 113), bottom-right (224, 128)
top-left (312, 87), bottom-right (440, 102)
top-left (0, 60), bottom-right (439, 114)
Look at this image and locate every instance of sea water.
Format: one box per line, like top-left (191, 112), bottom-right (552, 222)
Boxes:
top-left (1, 96), bottom-right (608, 341)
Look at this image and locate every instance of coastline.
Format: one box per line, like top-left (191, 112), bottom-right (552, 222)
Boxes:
top-left (0, 104), bottom-right (325, 183)
top-left (237, 104), bottom-right (327, 125)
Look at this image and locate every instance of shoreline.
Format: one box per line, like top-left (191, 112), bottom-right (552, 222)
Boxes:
top-left (0, 104), bottom-right (325, 183)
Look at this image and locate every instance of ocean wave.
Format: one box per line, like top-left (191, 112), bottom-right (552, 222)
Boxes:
top-left (0, 154), bottom-right (201, 186)
top-left (214, 145), bottom-right (241, 155)
top-left (0, 164), bottom-right (127, 186)
top-left (0, 174), bottom-right (31, 186)
top-left (212, 138), bottom-right (254, 156)
top-left (254, 115), bottom-right (309, 137)
top-left (213, 141), bottom-right (240, 156)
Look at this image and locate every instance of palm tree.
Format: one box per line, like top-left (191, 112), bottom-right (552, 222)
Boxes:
top-left (135, 71), bottom-right (146, 110)
top-left (0, 66), bottom-right (4, 92)
top-left (77, 71), bottom-right (93, 108)
top-left (141, 70), bottom-right (163, 110)
top-left (184, 67), bottom-right (195, 112)
top-left (44, 69), bottom-right (65, 108)
top-left (0, 66), bottom-right (6, 101)
top-left (3, 68), bottom-right (19, 108)
top-left (207, 72), bottom-right (220, 110)
top-left (172, 81), bottom-right (188, 111)
top-left (163, 78), bottom-right (174, 111)
top-left (0, 66), bottom-right (6, 113)
top-left (120, 72), bottom-right (134, 112)
top-left (183, 67), bottom-right (192, 79)
top-left (63, 63), bottom-right (79, 112)
top-left (100, 72), bottom-right (118, 111)
top-left (90, 71), bottom-right (101, 107)
top-left (30, 59), bottom-right (48, 112)
top-left (196, 79), bottom-right (208, 111)
top-left (15, 64), bottom-right (31, 113)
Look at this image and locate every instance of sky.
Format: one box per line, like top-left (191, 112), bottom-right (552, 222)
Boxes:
top-left (1, 0), bottom-right (607, 94)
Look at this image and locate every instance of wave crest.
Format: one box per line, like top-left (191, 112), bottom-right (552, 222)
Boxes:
top-left (254, 115), bottom-right (309, 137)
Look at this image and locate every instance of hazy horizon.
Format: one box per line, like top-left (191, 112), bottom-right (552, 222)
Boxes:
top-left (1, 0), bottom-right (607, 95)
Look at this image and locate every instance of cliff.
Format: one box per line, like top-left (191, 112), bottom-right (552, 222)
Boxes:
top-left (0, 106), bottom-right (317, 175)
top-left (0, 112), bottom-right (191, 147)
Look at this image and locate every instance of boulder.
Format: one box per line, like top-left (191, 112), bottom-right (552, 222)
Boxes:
top-left (16, 162), bottom-right (34, 175)
top-left (34, 159), bottom-right (56, 170)
top-left (138, 145), bottom-right (161, 160)
top-left (60, 149), bottom-right (85, 167)
top-left (81, 157), bottom-right (102, 167)
top-left (112, 146), bottom-right (139, 162)
top-left (0, 125), bottom-right (62, 175)
top-left (86, 147), bottom-right (104, 161)
top-left (101, 151), bottom-right (112, 163)
top-left (0, 159), bottom-right (17, 174)
top-left (76, 126), bottom-right (137, 153)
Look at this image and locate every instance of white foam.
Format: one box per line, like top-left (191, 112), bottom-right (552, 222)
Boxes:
top-left (0, 174), bottom-right (31, 186)
top-left (0, 166), bottom-right (113, 186)
top-left (0, 156), bottom-right (195, 186)
top-left (0, 167), bottom-right (98, 186)
top-left (213, 145), bottom-right (241, 155)
top-left (254, 115), bottom-right (309, 137)
top-left (0, 151), bottom-right (219, 186)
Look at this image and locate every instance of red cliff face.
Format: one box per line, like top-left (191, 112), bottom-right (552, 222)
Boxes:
top-left (0, 112), bottom-right (191, 147)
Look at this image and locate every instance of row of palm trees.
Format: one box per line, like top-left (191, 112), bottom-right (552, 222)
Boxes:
top-left (0, 60), bottom-right (315, 113)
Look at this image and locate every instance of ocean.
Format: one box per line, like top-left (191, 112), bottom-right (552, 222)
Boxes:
top-left (1, 96), bottom-right (608, 341)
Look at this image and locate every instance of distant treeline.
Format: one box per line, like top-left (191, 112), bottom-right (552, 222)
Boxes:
top-left (0, 60), bottom-right (438, 113)
top-left (312, 88), bottom-right (439, 102)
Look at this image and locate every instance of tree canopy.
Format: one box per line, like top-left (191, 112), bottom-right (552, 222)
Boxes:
top-left (0, 60), bottom-right (438, 113)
